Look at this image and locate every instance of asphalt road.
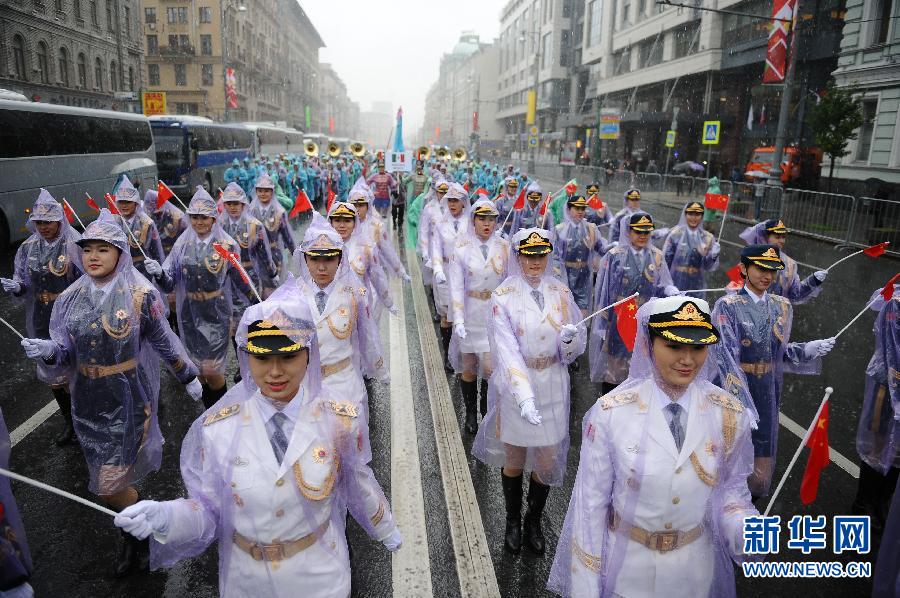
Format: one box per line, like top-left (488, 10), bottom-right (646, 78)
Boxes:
top-left (1, 206), bottom-right (896, 597)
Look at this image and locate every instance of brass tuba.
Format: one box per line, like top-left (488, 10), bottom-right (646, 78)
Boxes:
top-left (436, 146), bottom-right (450, 161)
top-left (350, 142), bottom-right (365, 157)
top-left (452, 147), bottom-right (467, 162)
top-left (327, 141), bottom-right (342, 157)
top-left (304, 141), bottom-right (318, 157)
top-left (417, 145), bottom-right (431, 160)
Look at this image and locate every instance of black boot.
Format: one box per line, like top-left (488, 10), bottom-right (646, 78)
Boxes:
top-left (479, 380), bottom-right (488, 418)
top-left (460, 378), bottom-right (478, 434)
top-left (601, 381), bottom-right (618, 397)
top-left (501, 472), bottom-right (523, 554)
top-left (853, 461), bottom-right (888, 531)
top-left (203, 385), bottom-right (228, 410)
top-left (113, 528), bottom-right (139, 577)
top-left (51, 387), bottom-right (76, 447)
top-left (523, 477), bottom-right (550, 555)
top-left (440, 327), bottom-right (453, 372)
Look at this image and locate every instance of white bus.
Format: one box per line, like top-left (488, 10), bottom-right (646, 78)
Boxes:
top-left (243, 123), bottom-right (305, 157)
top-left (0, 100), bottom-right (157, 246)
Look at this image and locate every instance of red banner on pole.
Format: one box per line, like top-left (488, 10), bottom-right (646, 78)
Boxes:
top-left (225, 68), bottom-right (238, 109)
top-left (763, 0), bottom-right (797, 84)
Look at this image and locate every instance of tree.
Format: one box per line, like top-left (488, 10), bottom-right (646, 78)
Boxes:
top-left (807, 81), bottom-right (864, 191)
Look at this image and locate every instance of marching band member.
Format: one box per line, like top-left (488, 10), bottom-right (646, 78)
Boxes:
top-left (548, 297), bottom-right (759, 598)
top-left (448, 198), bottom-right (509, 433)
top-left (113, 279), bottom-right (401, 597)
top-left (663, 202), bottom-right (721, 298)
top-left (2, 190), bottom-right (82, 446)
top-left (473, 228), bottom-right (586, 556)
top-left (249, 173), bottom-right (296, 298)
top-left (20, 209), bottom-right (200, 576)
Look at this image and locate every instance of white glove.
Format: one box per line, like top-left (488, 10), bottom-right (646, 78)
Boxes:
top-left (813, 270), bottom-right (827, 283)
top-left (519, 398), bottom-right (542, 426)
top-left (21, 338), bottom-right (56, 360)
top-left (709, 244), bottom-right (721, 260)
top-left (433, 271), bottom-right (447, 284)
top-left (144, 259), bottom-right (163, 277)
top-left (383, 529), bottom-right (403, 552)
top-left (454, 322), bottom-right (467, 339)
top-left (424, 259), bottom-right (433, 270)
top-left (0, 278), bottom-right (21, 294)
top-left (114, 500), bottom-right (170, 540)
top-left (185, 378), bottom-right (203, 401)
top-left (560, 323), bottom-right (578, 344)
top-left (804, 337), bottom-right (836, 359)
top-left (388, 304), bottom-right (399, 316)
top-left (664, 285), bottom-right (680, 297)
top-left (401, 272), bottom-right (412, 283)
top-left (609, 241), bottom-right (619, 249)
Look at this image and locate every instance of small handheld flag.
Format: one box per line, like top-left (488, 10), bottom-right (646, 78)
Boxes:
top-left (61, 199), bottom-right (85, 229)
top-left (104, 193), bottom-right (120, 215)
top-left (826, 242), bottom-right (890, 272)
top-left (213, 243), bottom-right (262, 303)
top-left (85, 193), bottom-right (99, 212)
top-left (513, 188), bottom-right (526, 211)
top-left (725, 263), bottom-right (743, 286)
top-left (704, 193), bottom-right (729, 211)
top-left (289, 190), bottom-right (312, 219)
top-left (615, 296), bottom-right (639, 351)
top-left (587, 194), bottom-right (605, 211)
top-left (799, 399), bottom-right (830, 505)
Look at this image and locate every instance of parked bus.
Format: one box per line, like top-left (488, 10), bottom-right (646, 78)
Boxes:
top-left (0, 99), bottom-right (157, 246)
top-left (149, 115), bottom-right (253, 199)
top-left (243, 123), bottom-right (305, 157)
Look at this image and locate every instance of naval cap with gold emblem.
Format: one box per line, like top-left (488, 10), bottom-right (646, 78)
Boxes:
top-left (513, 228), bottom-right (553, 256)
top-left (684, 201), bottom-right (705, 214)
top-left (646, 296), bottom-right (720, 345)
top-left (586, 182), bottom-right (600, 195)
top-left (471, 198), bottom-right (499, 218)
top-left (763, 218), bottom-right (789, 234)
top-left (300, 212), bottom-right (344, 258)
top-left (504, 176), bottom-right (519, 189)
top-left (242, 319), bottom-right (310, 355)
top-left (435, 179), bottom-right (450, 193)
top-left (567, 195), bottom-right (589, 208)
top-left (624, 188), bottom-right (641, 201)
top-left (327, 201), bottom-right (357, 220)
top-left (628, 212), bottom-right (655, 232)
top-left (741, 244), bottom-right (785, 271)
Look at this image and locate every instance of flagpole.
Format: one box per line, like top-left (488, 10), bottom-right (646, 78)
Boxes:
top-left (764, 387), bottom-right (833, 517)
top-left (716, 195), bottom-right (730, 243)
top-left (834, 297), bottom-right (879, 339)
top-left (826, 243), bottom-right (890, 272)
top-left (678, 287), bottom-right (729, 295)
top-left (116, 214), bottom-right (149, 260)
top-left (62, 199), bottom-right (86, 230)
top-left (576, 292), bottom-right (640, 327)
top-left (0, 467), bottom-right (117, 517)
top-left (0, 316), bottom-right (24, 340)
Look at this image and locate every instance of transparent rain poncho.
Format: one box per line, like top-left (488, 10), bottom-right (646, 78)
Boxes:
top-left (416, 174), bottom-right (447, 285)
top-left (548, 299), bottom-right (760, 598)
top-left (589, 214), bottom-right (674, 385)
top-left (873, 475), bottom-right (900, 597)
top-left (349, 178), bottom-right (407, 279)
top-left (218, 182), bottom-right (276, 332)
top-left (510, 181), bottom-right (555, 233)
top-left (495, 176), bottom-right (520, 237)
top-left (115, 175), bottom-right (166, 280)
top-left (608, 190), bottom-right (643, 244)
top-left (143, 189), bottom-right (188, 257)
top-left (711, 286), bottom-right (820, 497)
top-left (48, 209), bottom-right (198, 495)
top-left (150, 278), bottom-right (397, 597)
top-left (0, 408), bottom-right (32, 590)
top-left (430, 183), bottom-right (472, 318)
top-left (157, 188), bottom-right (255, 377)
top-left (662, 204), bottom-right (721, 298)
top-left (447, 199), bottom-right (510, 376)
top-left (855, 289), bottom-right (900, 474)
top-left (739, 222), bottom-right (823, 304)
top-left (12, 189), bottom-right (83, 386)
top-left (472, 228), bottom-right (586, 486)
top-left (553, 202), bottom-right (608, 311)
top-left (249, 173), bottom-right (296, 295)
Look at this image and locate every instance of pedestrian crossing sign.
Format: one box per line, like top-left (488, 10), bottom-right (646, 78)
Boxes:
top-left (702, 121), bottom-right (720, 145)
top-left (665, 130), bottom-right (676, 148)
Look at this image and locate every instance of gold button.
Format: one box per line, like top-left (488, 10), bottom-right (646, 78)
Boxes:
top-left (664, 523), bottom-right (673, 530)
top-left (675, 467), bottom-right (682, 474)
top-left (90, 323), bottom-right (97, 329)
top-left (90, 341), bottom-right (96, 347)
top-left (90, 358), bottom-right (96, 363)
top-left (275, 509), bottom-right (284, 518)
top-left (276, 478), bottom-right (285, 487)
top-left (672, 497), bottom-right (680, 505)
top-left (231, 482), bottom-right (236, 488)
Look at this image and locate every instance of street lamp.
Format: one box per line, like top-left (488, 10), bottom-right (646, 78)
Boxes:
top-left (519, 27), bottom-right (541, 174)
top-left (221, 1), bottom-right (246, 122)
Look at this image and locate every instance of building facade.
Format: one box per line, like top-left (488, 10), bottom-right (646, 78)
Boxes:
top-left (0, 0), bottom-right (144, 112)
top-left (141, 0), bottom-right (324, 128)
top-left (358, 101), bottom-right (392, 147)
top-left (831, 0), bottom-right (900, 185)
top-left (319, 63), bottom-right (358, 139)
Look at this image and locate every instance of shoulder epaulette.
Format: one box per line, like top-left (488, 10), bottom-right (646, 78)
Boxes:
top-left (706, 393), bottom-right (744, 413)
top-left (494, 286), bottom-right (515, 296)
top-left (357, 286), bottom-right (367, 296)
top-left (610, 245), bottom-right (626, 255)
top-left (600, 391), bottom-right (638, 410)
top-left (203, 403), bottom-right (241, 426)
top-left (722, 294), bottom-right (745, 305)
top-left (770, 294), bottom-right (790, 306)
top-left (329, 400), bottom-right (358, 418)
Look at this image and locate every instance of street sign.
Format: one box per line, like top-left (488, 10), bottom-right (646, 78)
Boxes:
top-left (599, 112), bottom-right (620, 140)
top-left (385, 151), bottom-right (413, 173)
top-left (665, 130), bottom-right (676, 148)
top-left (702, 120), bottom-right (720, 145)
top-left (142, 92), bottom-right (166, 116)
top-left (528, 125), bottom-right (539, 136)
top-left (528, 136), bottom-right (538, 148)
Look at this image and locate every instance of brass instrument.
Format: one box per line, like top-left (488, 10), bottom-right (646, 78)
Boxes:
top-left (304, 141), bottom-right (318, 157)
top-left (417, 145), bottom-right (431, 160)
top-left (327, 141), bottom-right (342, 157)
top-left (452, 147), bottom-right (467, 162)
top-left (350, 142), bottom-right (365, 157)
top-left (436, 146), bottom-right (450, 161)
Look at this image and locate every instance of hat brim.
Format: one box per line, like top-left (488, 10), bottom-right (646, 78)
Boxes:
top-left (747, 259), bottom-right (785, 271)
top-left (649, 324), bottom-right (721, 345)
top-left (766, 228), bottom-right (789, 235)
top-left (304, 248), bottom-right (342, 258)
top-left (518, 245), bottom-right (553, 256)
top-left (630, 225), bottom-right (654, 233)
top-left (685, 207), bottom-right (705, 213)
top-left (241, 336), bottom-right (307, 355)
top-left (75, 237), bottom-right (120, 249)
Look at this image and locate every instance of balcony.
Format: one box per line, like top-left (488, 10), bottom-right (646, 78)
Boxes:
top-left (159, 45), bottom-right (196, 58)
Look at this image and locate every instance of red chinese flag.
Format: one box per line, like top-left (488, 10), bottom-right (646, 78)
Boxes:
top-left (213, 243), bottom-right (250, 286)
top-left (62, 200), bottom-right (75, 224)
top-left (157, 181), bottom-right (175, 209)
top-left (704, 193), bottom-right (729, 211)
top-left (289, 190), bottom-right (312, 219)
top-left (799, 400), bottom-right (830, 505)
top-left (863, 242), bottom-right (890, 257)
top-left (587, 194), bottom-right (605, 211)
top-left (104, 193), bottom-right (120, 215)
top-left (326, 183), bottom-right (336, 213)
top-left (474, 188), bottom-right (488, 197)
top-left (539, 193), bottom-right (550, 216)
top-left (726, 263), bottom-right (743, 286)
top-left (464, 182), bottom-right (470, 194)
top-left (615, 297), bottom-right (639, 352)
top-left (881, 273), bottom-right (900, 301)
top-left (513, 188), bottom-right (526, 210)
top-left (86, 195), bottom-right (100, 212)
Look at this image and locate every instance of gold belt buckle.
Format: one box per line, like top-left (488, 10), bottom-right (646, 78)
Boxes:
top-left (82, 365), bottom-right (100, 378)
top-left (251, 542), bottom-right (286, 562)
top-left (651, 531), bottom-right (678, 553)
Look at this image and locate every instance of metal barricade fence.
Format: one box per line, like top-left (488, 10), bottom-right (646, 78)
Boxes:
top-left (776, 189), bottom-right (857, 245)
top-left (845, 197), bottom-right (900, 256)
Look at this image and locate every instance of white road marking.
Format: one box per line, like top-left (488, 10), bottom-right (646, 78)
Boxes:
top-left (778, 411), bottom-right (859, 478)
top-left (407, 248), bottom-right (501, 598)
top-left (388, 276), bottom-right (434, 597)
top-left (10, 400), bottom-right (58, 447)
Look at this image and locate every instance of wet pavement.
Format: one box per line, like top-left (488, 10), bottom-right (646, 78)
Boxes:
top-left (0, 208), bottom-right (896, 597)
